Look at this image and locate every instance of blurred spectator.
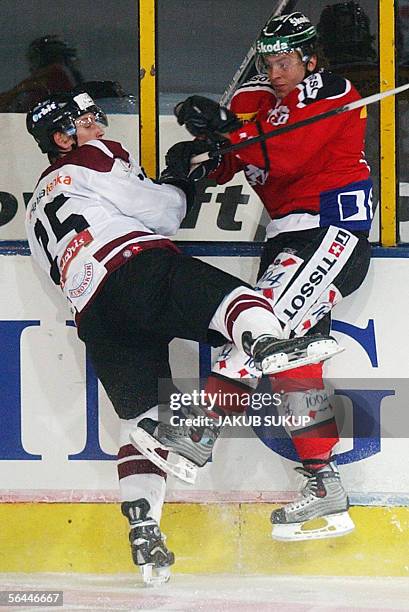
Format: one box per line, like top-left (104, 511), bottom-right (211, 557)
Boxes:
top-left (0, 34), bottom-right (127, 111)
top-left (317, 1), bottom-right (377, 67)
top-left (0, 35), bottom-right (83, 111)
top-left (317, 2), bottom-right (378, 97)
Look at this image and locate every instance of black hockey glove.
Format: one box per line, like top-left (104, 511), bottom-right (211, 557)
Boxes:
top-left (162, 139), bottom-right (223, 181)
top-left (160, 139), bottom-right (225, 211)
top-left (174, 95), bottom-right (242, 137)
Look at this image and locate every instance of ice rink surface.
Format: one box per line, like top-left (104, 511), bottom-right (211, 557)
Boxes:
top-left (0, 573), bottom-right (408, 612)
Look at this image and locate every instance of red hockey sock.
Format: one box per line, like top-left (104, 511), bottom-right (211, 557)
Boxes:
top-left (270, 362), bottom-right (339, 468)
top-left (291, 420), bottom-right (339, 469)
top-left (203, 372), bottom-right (253, 419)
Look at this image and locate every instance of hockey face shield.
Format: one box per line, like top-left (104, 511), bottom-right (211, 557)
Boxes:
top-left (60, 93), bottom-right (108, 137)
top-left (27, 91), bottom-right (108, 155)
top-left (257, 53), bottom-right (305, 75)
top-left (74, 111), bottom-right (108, 131)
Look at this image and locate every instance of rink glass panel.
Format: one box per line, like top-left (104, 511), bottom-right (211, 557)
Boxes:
top-left (0, 1), bottom-right (140, 108)
top-left (0, 0), bottom-right (140, 242)
top-left (0, 0), bottom-right (394, 244)
top-left (157, 0), bottom-right (381, 243)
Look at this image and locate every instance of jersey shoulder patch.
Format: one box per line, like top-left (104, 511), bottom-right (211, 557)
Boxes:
top-left (296, 70), bottom-right (352, 108)
top-left (233, 74), bottom-right (275, 97)
top-left (237, 73), bottom-right (273, 90)
top-left (231, 74), bottom-right (276, 118)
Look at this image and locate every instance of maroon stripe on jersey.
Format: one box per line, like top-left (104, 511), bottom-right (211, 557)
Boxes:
top-left (40, 143), bottom-right (117, 180)
top-left (101, 139), bottom-right (130, 162)
top-left (103, 239), bottom-right (180, 272)
top-left (93, 231), bottom-right (154, 262)
top-left (75, 240), bottom-right (180, 328)
top-left (117, 459), bottom-right (167, 479)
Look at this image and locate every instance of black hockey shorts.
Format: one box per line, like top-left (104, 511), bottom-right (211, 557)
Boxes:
top-left (257, 226), bottom-right (371, 337)
top-left (78, 247), bottom-right (248, 419)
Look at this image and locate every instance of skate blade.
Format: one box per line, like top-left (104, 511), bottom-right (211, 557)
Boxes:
top-left (129, 427), bottom-right (198, 484)
top-left (271, 511), bottom-right (355, 541)
top-left (140, 563), bottom-right (171, 586)
top-left (262, 341), bottom-right (345, 375)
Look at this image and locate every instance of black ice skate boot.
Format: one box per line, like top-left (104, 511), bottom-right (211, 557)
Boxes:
top-left (242, 331), bottom-right (344, 375)
top-left (121, 499), bottom-right (174, 586)
top-left (129, 405), bottom-right (222, 484)
top-left (270, 459), bottom-right (355, 541)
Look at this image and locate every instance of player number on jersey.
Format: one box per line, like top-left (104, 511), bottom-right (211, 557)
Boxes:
top-left (34, 194), bottom-right (89, 285)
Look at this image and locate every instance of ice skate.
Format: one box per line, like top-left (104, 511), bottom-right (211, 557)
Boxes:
top-left (243, 332), bottom-right (344, 375)
top-left (271, 461), bottom-right (355, 541)
top-left (121, 499), bottom-right (174, 586)
top-left (129, 406), bottom-right (222, 484)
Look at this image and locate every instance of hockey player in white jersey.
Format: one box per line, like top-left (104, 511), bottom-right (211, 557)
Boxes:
top-left (25, 91), bottom-right (343, 583)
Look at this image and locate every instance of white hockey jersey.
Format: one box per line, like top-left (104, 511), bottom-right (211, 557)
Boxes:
top-left (25, 139), bottom-right (186, 318)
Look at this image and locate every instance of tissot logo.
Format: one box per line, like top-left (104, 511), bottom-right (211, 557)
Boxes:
top-left (281, 254), bottom-right (339, 320)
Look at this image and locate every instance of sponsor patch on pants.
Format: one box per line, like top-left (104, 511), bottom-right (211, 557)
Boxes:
top-left (273, 227), bottom-right (357, 328)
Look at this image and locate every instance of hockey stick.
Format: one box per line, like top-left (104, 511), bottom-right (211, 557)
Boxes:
top-left (191, 83), bottom-right (409, 164)
top-left (219, 0), bottom-right (298, 106)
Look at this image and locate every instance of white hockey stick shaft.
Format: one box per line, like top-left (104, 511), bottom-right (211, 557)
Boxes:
top-left (191, 83), bottom-right (409, 164)
top-left (219, 0), bottom-right (297, 106)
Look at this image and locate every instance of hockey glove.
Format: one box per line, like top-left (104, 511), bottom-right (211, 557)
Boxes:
top-left (159, 166), bottom-right (196, 213)
top-left (174, 95), bottom-right (242, 137)
top-left (160, 139), bottom-right (224, 211)
top-left (162, 139), bottom-right (223, 182)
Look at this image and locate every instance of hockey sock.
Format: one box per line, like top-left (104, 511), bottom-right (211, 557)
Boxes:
top-left (203, 371), bottom-right (255, 419)
top-left (291, 422), bottom-right (339, 469)
top-left (209, 286), bottom-right (284, 352)
top-left (271, 362), bottom-right (339, 467)
top-left (118, 407), bottom-right (167, 523)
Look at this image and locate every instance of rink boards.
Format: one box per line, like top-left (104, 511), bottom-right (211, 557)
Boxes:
top-left (1, 249), bottom-right (409, 575)
top-left (1, 251), bottom-right (409, 502)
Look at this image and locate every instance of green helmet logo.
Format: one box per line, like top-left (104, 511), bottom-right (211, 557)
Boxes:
top-left (256, 12), bottom-right (317, 57)
top-left (256, 38), bottom-right (291, 54)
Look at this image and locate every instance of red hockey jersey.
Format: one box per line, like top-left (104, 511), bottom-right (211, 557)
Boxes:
top-left (211, 70), bottom-right (373, 237)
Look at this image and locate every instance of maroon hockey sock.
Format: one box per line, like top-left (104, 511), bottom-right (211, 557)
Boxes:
top-left (117, 444), bottom-right (168, 480)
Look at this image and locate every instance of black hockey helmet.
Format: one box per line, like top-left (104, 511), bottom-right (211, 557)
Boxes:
top-left (27, 35), bottom-right (78, 72)
top-left (256, 12), bottom-right (317, 72)
top-left (317, 2), bottom-right (376, 65)
top-left (26, 91), bottom-right (108, 155)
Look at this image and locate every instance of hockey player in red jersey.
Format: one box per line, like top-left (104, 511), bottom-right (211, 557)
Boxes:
top-left (174, 12), bottom-right (373, 541)
top-left (25, 90), bottom-right (343, 582)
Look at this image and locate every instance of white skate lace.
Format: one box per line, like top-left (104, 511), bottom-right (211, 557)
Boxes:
top-left (285, 467), bottom-right (326, 511)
